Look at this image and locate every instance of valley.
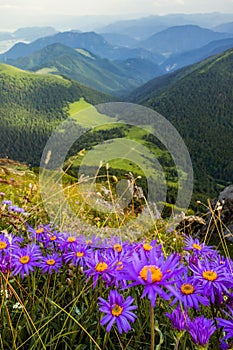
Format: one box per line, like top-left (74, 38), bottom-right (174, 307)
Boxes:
top-left (0, 14), bottom-right (232, 210)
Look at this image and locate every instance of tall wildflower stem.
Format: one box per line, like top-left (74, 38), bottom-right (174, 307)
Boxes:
top-left (174, 333), bottom-right (182, 350)
top-left (150, 303), bottom-right (155, 350)
top-left (98, 279), bottom-right (103, 342)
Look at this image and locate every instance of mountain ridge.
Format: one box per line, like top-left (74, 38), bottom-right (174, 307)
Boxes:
top-left (140, 25), bottom-right (233, 54)
top-left (4, 43), bottom-right (163, 96)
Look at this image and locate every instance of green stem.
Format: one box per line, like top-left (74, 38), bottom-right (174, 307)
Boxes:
top-left (174, 336), bottom-right (180, 350)
top-left (174, 332), bottom-right (185, 350)
top-left (150, 303), bottom-right (155, 350)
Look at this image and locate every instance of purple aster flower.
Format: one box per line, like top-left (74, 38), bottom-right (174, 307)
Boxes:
top-left (221, 256), bottom-right (233, 275)
top-left (0, 233), bottom-right (21, 258)
top-left (8, 205), bottom-right (26, 214)
top-left (171, 271), bottom-right (209, 310)
top-left (122, 249), bottom-right (184, 307)
top-left (166, 306), bottom-right (189, 332)
top-left (2, 199), bottom-right (12, 205)
top-left (60, 234), bottom-right (81, 252)
top-left (84, 250), bottom-right (118, 288)
top-left (8, 205), bottom-right (15, 212)
top-left (27, 225), bottom-right (51, 243)
top-left (98, 290), bottom-right (137, 334)
top-left (0, 233), bottom-right (11, 256)
top-left (105, 245), bottom-right (134, 288)
top-left (219, 339), bottom-right (233, 350)
top-left (43, 232), bottom-right (65, 250)
top-left (137, 239), bottom-right (163, 257)
top-left (187, 316), bottom-right (216, 347)
top-left (184, 236), bottom-right (214, 256)
top-left (189, 258), bottom-right (233, 304)
top-left (11, 243), bottom-right (41, 278)
top-left (40, 253), bottom-right (62, 274)
top-left (63, 243), bottom-right (91, 267)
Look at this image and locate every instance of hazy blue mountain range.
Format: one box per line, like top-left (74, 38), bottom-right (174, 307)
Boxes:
top-left (0, 27), bottom-right (58, 54)
top-left (214, 21), bottom-right (233, 33)
top-left (98, 13), bottom-right (233, 39)
top-left (0, 23), bottom-right (233, 96)
top-left (139, 25), bottom-right (233, 54)
top-left (0, 27), bottom-right (57, 42)
top-left (101, 33), bottom-right (139, 48)
top-left (1, 24), bottom-right (233, 65)
top-left (0, 31), bottom-right (160, 63)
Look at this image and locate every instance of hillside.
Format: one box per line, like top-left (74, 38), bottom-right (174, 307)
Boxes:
top-left (129, 49), bottom-right (233, 200)
top-left (6, 43), bottom-right (163, 96)
top-left (0, 63), bottom-right (112, 166)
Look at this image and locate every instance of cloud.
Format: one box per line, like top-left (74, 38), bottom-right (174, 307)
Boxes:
top-left (0, 4), bottom-right (18, 8)
top-left (0, 0), bottom-right (232, 30)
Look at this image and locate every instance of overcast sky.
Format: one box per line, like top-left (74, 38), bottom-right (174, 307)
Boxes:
top-left (0, 0), bottom-right (233, 30)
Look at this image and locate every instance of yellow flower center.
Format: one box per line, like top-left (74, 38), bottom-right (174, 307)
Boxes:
top-left (67, 236), bottom-right (76, 243)
top-left (111, 304), bottom-right (123, 316)
top-left (181, 283), bottom-right (195, 295)
top-left (113, 244), bottom-right (122, 253)
top-left (202, 270), bottom-right (217, 281)
top-left (19, 255), bottom-right (30, 264)
top-left (36, 228), bottom-right (44, 234)
top-left (96, 262), bottom-right (108, 272)
top-left (76, 252), bottom-right (84, 257)
top-left (139, 265), bottom-right (163, 283)
top-left (192, 243), bottom-right (202, 251)
top-left (116, 261), bottom-right (123, 270)
top-left (143, 243), bottom-right (153, 251)
top-left (46, 259), bottom-right (55, 266)
top-left (86, 240), bottom-right (92, 244)
top-left (50, 235), bottom-right (57, 241)
top-left (0, 241), bottom-right (7, 250)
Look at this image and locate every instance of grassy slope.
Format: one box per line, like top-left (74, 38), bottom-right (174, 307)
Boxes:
top-left (69, 98), bottom-right (118, 128)
top-left (66, 98), bottom-right (180, 213)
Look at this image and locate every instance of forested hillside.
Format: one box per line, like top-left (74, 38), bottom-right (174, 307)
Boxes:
top-left (0, 63), bottom-right (112, 165)
top-left (130, 49), bottom-right (233, 200)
